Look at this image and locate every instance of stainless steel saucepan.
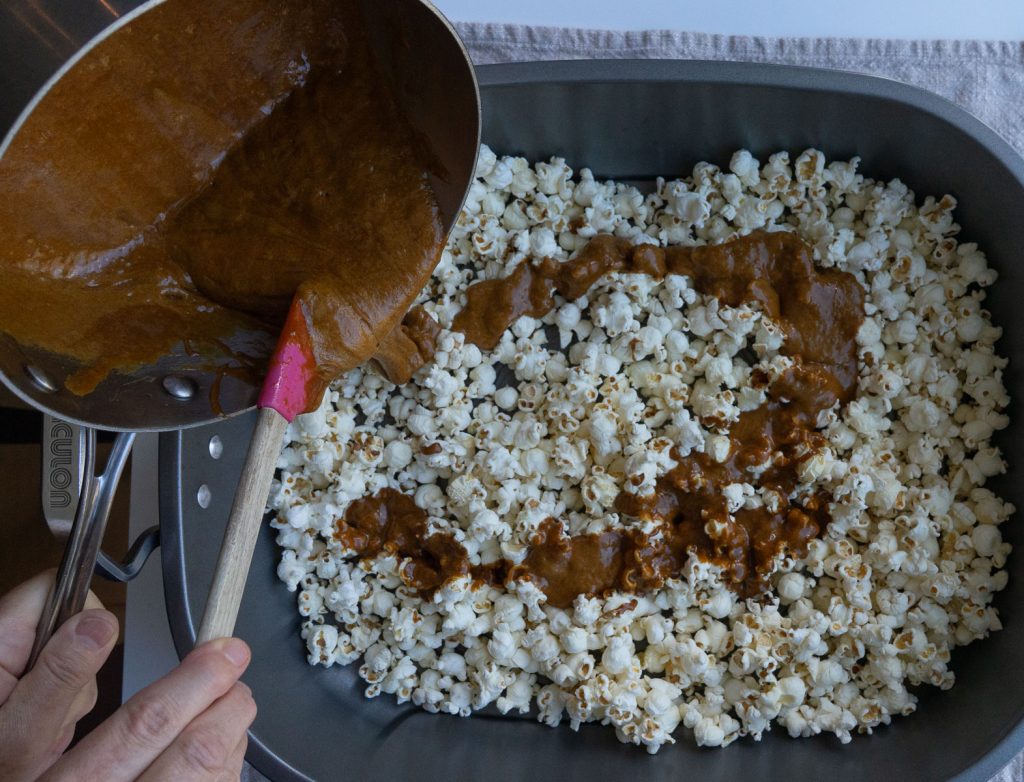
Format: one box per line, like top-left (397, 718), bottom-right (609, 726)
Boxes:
top-left (0, 0), bottom-right (479, 665)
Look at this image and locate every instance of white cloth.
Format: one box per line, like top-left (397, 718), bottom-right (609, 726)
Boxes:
top-left (244, 24), bottom-right (1024, 782)
top-left (458, 24), bottom-right (1024, 156)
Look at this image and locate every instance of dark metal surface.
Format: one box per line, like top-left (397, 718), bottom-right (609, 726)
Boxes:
top-left (161, 60), bottom-right (1024, 782)
top-left (0, 0), bottom-right (480, 433)
top-left (97, 525), bottom-right (160, 582)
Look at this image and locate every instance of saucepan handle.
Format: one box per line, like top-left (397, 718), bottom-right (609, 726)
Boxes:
top-left (41, 416), bottom-right (160, 583)
top-left (28, 418), bottom-right (136, 670)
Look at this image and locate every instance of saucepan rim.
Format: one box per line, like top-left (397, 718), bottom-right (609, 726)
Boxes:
top-left (0, 0), bottom-right (481, 434)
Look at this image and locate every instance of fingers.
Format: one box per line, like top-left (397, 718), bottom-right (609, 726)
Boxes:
top-left (0, 570), bottom-right (107, 704)
top-left (0, 608), bottom-right (117, 781)
top-left (42, 638), bottom-right (251, 782)
top-left (138, 682), bottom-right (255, 781)
top-left (222, 733), bottom-right (249, 781)
top-left (66, 677), bottom-right (99, 729)
top-left (0, 569), bottom-right (56, 700)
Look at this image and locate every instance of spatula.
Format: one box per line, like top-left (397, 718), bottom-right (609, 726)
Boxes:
top-left (196, 298), bottom-right (317, 643)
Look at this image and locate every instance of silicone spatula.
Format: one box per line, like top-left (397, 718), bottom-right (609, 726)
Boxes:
top-left (195, 298), bottom-right (318, 643)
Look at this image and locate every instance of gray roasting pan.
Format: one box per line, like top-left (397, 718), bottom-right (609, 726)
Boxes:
top-left (160, 61), bottom-right (1024, 782)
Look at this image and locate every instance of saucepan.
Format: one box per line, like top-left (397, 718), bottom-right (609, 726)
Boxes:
top-left (0, 0), bottom-right (479, 663)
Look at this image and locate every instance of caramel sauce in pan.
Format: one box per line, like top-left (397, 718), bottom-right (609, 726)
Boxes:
top-left (348, 231), bottom-right (864, 605)
top-left (0, 0), bottom-right (442, 408)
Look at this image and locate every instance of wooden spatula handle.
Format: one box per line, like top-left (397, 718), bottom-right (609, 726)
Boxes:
top-left (196, 406), bottom-right (289, 645)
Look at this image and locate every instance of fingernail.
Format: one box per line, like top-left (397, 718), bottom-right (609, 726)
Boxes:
top-left (220, 638), bottom-right (250, 667)
top-left (75, 612), bottom-right (116, 650)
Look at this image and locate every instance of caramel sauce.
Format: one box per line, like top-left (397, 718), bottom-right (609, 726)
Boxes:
top-left (373, 308), bottom-right (443, 386)
top-left (0, 0), bottom-right (442, 408)
top-left (336, 488), bottom-right (472, 592)
top-left (375, 231), bottom-right (861, 397)
top-left (349, 231), bottom-right (865, 606)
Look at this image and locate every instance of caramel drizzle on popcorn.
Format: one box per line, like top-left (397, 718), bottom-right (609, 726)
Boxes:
top-left (340, 230), bottom-right (864, 605)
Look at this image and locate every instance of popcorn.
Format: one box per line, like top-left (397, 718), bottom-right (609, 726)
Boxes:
top-left (269, 146), bottom-right (1013, 754)
top-left (494, 386), bottom-right (518, 411)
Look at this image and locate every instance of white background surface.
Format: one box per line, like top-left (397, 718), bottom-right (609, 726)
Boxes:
top-left (435, 0), bottom-right (1024, 39)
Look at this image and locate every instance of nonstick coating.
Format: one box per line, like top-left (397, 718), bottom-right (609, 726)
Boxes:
top-left (161, 60), bottom-right (1024, 782)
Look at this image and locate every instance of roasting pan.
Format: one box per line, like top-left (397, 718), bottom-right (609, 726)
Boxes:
top-left (159, 61), bottom-right (1024, 782)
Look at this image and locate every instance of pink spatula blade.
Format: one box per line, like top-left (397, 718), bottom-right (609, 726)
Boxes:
top-left (258, 297), bottom-right (317, 422)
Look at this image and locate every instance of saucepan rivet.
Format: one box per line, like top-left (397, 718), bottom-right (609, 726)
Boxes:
top-left (25, 364), bottom-right (57, 393)
top-left (208, 435), bottom-right (223, 459)
top-left (197, 484), bottom-right (212, 509)
top-left (162, 375), bottom-right (196, 400)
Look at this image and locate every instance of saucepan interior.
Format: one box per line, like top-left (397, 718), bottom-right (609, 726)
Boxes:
top-left (0, 0), bottom-right (479, 432)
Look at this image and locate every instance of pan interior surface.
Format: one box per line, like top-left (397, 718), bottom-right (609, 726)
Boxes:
top-left (162, 61), bottom-right (1024, 782)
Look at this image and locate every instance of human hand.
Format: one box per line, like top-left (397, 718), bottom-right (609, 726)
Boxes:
top-left (0, 570), bottom-right (257, 781)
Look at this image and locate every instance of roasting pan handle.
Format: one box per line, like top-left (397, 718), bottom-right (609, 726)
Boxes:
top-left (96, 526), bottom-right (161, 582)
top-left (28, 416), bottom-right (139, 669)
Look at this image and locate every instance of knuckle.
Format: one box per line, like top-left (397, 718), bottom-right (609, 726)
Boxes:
top-left (122, 695), bottom-right (174, 748)
top-left (41, 648), bottom-right (90, 691)
top-left (47, 723), bottom-right (75, 760)
top-left (73, 680), bottom-right (99, 722)
top-left (242, 694), bottom-right (258, 723)
top-left (180, 728), bottom-right (228, 774)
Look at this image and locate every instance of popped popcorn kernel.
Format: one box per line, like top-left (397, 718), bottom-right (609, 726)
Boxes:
top-left (271, 145), bottom-right (1012, 754)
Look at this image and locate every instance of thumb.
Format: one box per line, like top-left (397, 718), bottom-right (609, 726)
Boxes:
top-left (0, 609), bottom-right (117, 780)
